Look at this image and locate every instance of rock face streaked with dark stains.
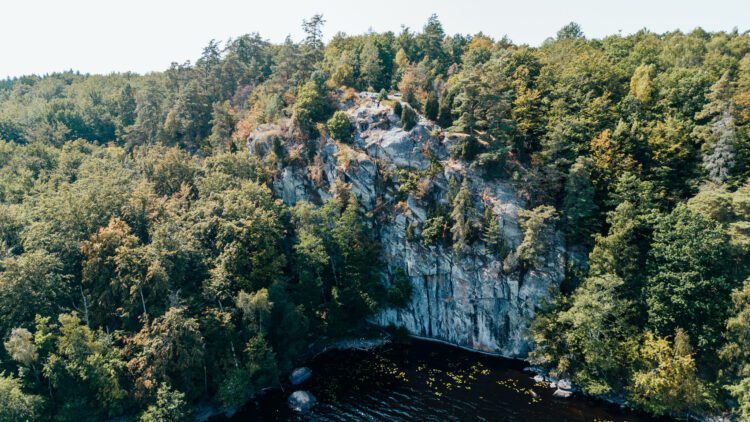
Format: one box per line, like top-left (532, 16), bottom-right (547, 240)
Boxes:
top-left (247, 94), bottom-right (573, 358)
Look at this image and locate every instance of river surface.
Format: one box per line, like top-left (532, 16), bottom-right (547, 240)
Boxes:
top-left (225, 339), bottom-right (660, 421)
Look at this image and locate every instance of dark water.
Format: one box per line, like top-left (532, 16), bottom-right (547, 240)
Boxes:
top-left (226, 339), bottom-right (659, 421)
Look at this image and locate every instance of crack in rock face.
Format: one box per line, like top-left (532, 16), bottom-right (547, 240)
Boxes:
top-left (247, 94), bottom-right (571, 358)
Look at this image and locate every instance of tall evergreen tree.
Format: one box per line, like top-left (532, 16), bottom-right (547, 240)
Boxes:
top-left (562, 157), bottom-right (598, 244)
top-left (451, 179), bottom-right (474, 253)
top-left (695, 72), bottom-right (738, 184)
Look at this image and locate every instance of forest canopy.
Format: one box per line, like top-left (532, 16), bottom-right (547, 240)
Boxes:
top-left (1, 14), bottom-right (750, 420)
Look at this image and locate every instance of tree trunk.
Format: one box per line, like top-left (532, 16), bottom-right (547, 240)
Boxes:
top-left (140, 288), bottom-right (148, 316)
top-left (79, 284), bottom-right (90, 327)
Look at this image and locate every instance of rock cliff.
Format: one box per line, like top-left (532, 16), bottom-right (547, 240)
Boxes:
top-left (247, 94), bottom-right (567, 358)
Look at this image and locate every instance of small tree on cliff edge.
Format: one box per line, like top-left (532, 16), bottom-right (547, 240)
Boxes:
top-left (401, 104), bottom-right (418, 131)
top-left (327, 111), bottom-right (354, 143)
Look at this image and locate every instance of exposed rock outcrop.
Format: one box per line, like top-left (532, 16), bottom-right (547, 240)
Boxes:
top-left (288, 390), bottom-right (317, 412)
top-left (289, 367), bottom-right (312, 386)
top-left (247, 94), bottom-right (568, 358)
top-left (553, 388), bottom-right (574, 399)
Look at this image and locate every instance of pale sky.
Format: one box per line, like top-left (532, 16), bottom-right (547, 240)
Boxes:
top-left (1, 0), bottom-right (748, 78)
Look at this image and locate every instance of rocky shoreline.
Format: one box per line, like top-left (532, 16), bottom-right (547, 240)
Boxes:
top-left (521, 367), bottom-right (735, 422)
top-left (197, 334), bottom-right (392, 420)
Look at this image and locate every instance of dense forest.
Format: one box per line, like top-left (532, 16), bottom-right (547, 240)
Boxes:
top-left (1, 14), bottom-right (750, 420)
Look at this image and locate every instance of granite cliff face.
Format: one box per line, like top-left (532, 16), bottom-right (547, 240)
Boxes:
top-left (247, 94), bottom-right (567, 358)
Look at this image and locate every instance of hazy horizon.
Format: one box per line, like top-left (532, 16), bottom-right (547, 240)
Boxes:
top-left (1, 0), bottom-right (748, 79)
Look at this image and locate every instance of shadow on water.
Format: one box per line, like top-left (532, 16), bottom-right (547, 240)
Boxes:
top-left (221, 339), bottom-right (664, 421)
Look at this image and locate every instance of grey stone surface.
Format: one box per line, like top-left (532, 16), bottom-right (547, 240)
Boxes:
top-left (247, 98), bottom-right (569, 359)
top-left (553, 388), bottom-right (573, 399)
top-left (557, 379), bottom-right (573, 391)
top-left (288, 390), bottom-right (317, 412)
top-left (289, 367), bottom-right (312, 386)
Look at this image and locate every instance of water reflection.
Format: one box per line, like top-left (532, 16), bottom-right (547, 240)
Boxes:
top-left (224, 339), bottom-right (660, 422)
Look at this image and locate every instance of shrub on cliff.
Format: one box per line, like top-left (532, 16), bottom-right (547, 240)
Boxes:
top-left (401, 104), bottom-right (418, 131)
top-left (327, 111), bottom-right (354, 143)
top-left (424, 92), bottom-right (439, 121)
top-left (393, 101), bottom-right (403, 117)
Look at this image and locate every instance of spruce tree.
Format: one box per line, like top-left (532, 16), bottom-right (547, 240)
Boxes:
top-left (562, 157), bottom-right (598, 244)
top-left (424, 91), bottom-right (439, 121)
top-left (451, 179), bottom-right (474, 253)
top-left (401, 104), bottom-right (418, 130)
top-left (481, 205), bottom-right (504, 255)
top-left (695, 72), bottom-right (738, 184)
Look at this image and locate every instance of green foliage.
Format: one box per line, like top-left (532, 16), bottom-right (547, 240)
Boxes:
top-left (42, 313), bottom-right (128, 420)
top-left (0, 373), bottom-right (43, 422)
top-left (645, 204), bottom-right (735, 355)
top-left (517, 205), bottom-right (558, 267)
top-left (722, 279), bottom-right (750, 418)
top-left (450, 59), bottom-right (514, 166)
top-left (288, 192), bottom-right (386, 335)
top-left (562, 157), bottom-right (598, 244)
top-left (377, 89), bottom-right (388, 102)
top-left (387, 268), bottom-right (413, 308)
top-left (360, 40), bottom-right (385, 90)
top-left (630, 63), bottom-right (656, 104)
top-left (629, 330), bottom-right (710, 417)
top-left (393, 101), bottom-right (403, 117)
top-left (557, 22), bottom-right (584, 40)
top-left (449, 135), bottom-right (481, 161)
top-left (139, 383), bottom-right (191, 422)
top-left (163, 80), bottom-right (212, 150)
top-left (0, 251), bottom-right (67, 336)
top-left (694, 72), bottom-right (738, 184)
top-left (588, 201), bottom-right (650, 291)
top-left (481, 206), bottom-right (506, 257)
top-left (400, 104), bottom-right (418, 130)
top-left (424, 91), bottom-right (439, 121)
top-left (293, 79), bottom-right (332, 138)
top-left (451, 179), bottom-right (475, 253)
top-left (727, 374), bottom-right (750, 421)
top-left (215, 334), bottom-right (279, 410)
top-left (531, 274), bottom-right (638, 395)
top-left (327, 111), bottom-right (354, 143)
top-left (127, 307), bottom-right (205, 400)
top-left (421, 215), bottom-right (450, 247)
top-left (1, 14), bottom-right (750, 420)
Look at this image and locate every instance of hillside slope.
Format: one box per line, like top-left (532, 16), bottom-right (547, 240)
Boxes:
top-left (248, 94), bottom-right (572, 357)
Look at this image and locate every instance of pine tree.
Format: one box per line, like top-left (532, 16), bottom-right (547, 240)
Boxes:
top-left (695, 72), bottom-right (737, 184)
top-left (437, 90), bottom-right (454, 127)
top-left (424, 91), bottom-right (439, 121)
top-left (517, 205), bottom-right (558, 267)
top-left (208, 101), bottom-right (236, 151)
top-left (360, 40), bottom-right (384, 91)
top-left (117, 83), bottom-right (137, 131)
top-left (481, 205), bottom-right (504, 255)
top-left (562, 156), bottom-right (598, 244)
top-left (299, 14), bottom-right (326, 75)
top-left (451, 60), bottom-right (514, 166)
top-left (401, 104), bottom-right (418, 130)
top-left (556, 22), bottom-right (584, 40)
top-left (126, 80), bottom-right (165, 146)
top-left (451, 179), bottom-right (474, 253)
